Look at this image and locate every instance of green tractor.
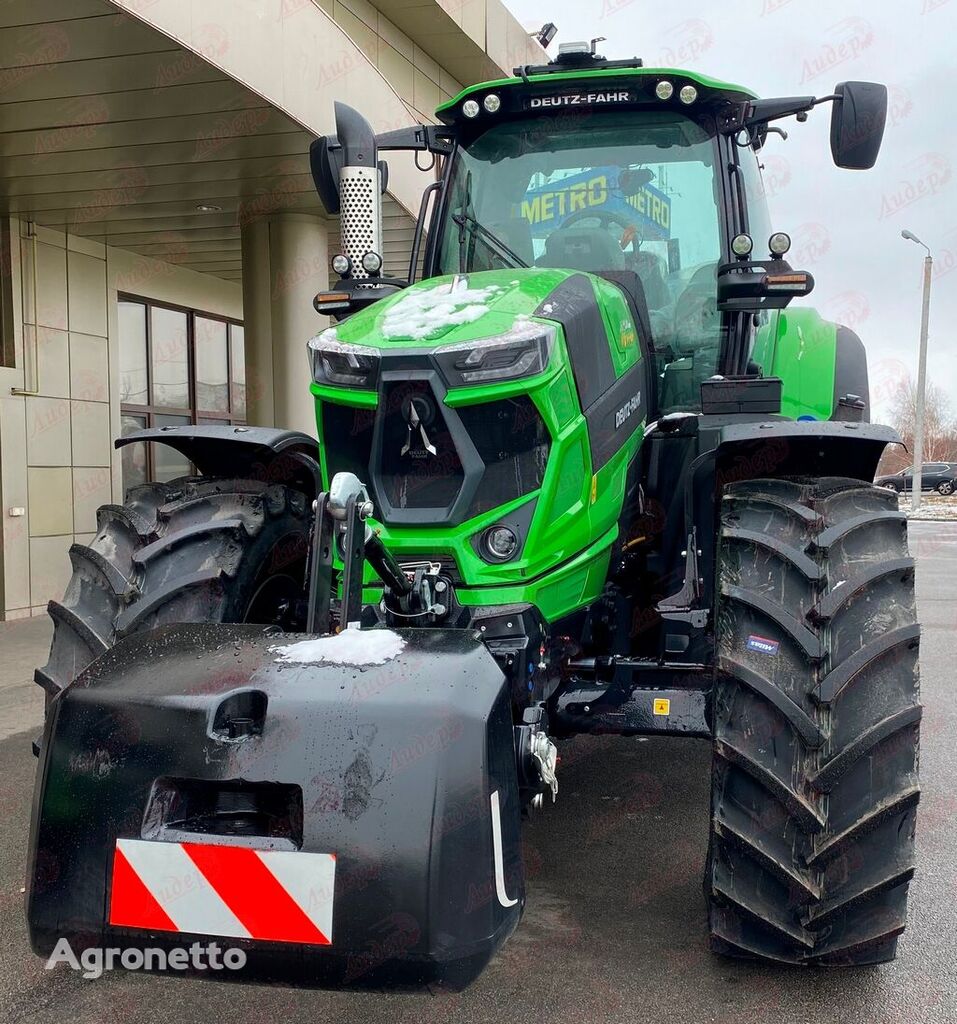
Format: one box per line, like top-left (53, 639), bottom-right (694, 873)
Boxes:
top-left (28, 44), bottom-right (920, 988)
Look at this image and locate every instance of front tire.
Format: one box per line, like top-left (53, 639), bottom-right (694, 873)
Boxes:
top-left (707, 477), bottom-right (920, 965)
top-left (36, 476), bottom-right (311, 702)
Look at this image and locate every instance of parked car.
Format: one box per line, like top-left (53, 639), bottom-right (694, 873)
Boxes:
top-left (876, 462), bottom-right (957, 494)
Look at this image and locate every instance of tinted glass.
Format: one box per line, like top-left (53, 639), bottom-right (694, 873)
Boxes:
top-left (195, 316), bottom-right (229, 413)
top-left (438, 110), bottom-right (724, 413)
top-left (230, 325), bottom-right (246, 418)
top-left (150, 307), bottom-right (189, 408)
top-left (118, 301), bottom-right (148, 405)
top-left (120, 413), bottom-right (147, 495)
top-left (153, 414), bottom-right (191, 481)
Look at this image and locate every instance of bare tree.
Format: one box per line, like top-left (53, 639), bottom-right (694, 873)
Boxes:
top-left (887, 375), bottom-right (957, 465)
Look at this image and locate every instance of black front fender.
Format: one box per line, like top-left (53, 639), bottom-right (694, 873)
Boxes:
top-left (645, 416), bottom-right (903, 655)
top-left (116, 425), bottom-right (321, 497)
top-left (713, 418), bottom-right (900, 484)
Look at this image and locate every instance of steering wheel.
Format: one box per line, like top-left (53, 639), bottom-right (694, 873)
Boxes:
top-left (555, 209), bottom-right (643, 258)
top-left (558, 209), bottom-right (637, 237)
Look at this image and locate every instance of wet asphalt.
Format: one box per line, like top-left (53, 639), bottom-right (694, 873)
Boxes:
top-left (0, 520), bottom-right (954, 1024)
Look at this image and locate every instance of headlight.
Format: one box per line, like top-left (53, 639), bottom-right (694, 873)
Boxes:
top-left (308, 331), bottom-right (379, 389)
top-left (361, 250), bottom-right (383, 274)
top-left (481, 525), bottom-right (518, 562)
top-left (436, 324), bottom-right (556, 387)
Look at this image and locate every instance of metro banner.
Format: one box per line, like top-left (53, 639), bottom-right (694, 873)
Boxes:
top-left (517, 166), bottom-right (672, 240)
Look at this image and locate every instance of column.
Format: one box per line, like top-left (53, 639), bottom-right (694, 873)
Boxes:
top-left (240, 213), bottom-right (330, 436)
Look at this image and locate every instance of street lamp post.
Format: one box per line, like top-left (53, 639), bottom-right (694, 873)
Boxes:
top-left (901, 229), bottom-right (933, 512)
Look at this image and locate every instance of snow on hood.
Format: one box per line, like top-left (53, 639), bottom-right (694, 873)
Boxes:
top-left (381, 280), bottom-right (503, 341)
top-left (271, 628), bottom-right (406, 667)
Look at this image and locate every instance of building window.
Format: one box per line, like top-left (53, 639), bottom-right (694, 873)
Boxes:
top-left (118, 295), bottom-right (246, 492)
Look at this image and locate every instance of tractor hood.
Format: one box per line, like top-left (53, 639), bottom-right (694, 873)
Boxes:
top-left (320, 268), bottom-right (574, 351)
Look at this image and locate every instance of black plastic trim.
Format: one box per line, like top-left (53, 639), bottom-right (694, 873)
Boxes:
top-left (535, 274), bottom-right (616, 410)
top-left (833, 324), bottom-right (870, 422)
top-left (116, 425), bottom-right (322, 498)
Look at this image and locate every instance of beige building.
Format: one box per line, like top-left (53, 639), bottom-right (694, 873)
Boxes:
top-left (0, 0), bottom-right (545, 619)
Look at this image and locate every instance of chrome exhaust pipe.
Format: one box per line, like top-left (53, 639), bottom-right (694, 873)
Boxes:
top-left (333, 102), bottom-right (382, 279)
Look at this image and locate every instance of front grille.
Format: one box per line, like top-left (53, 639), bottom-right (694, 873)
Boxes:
top-left (321, 402), bottom-right (374, 482)
top-left (457, 396), bottom-right (550, 519)
top-left (319, 368), bottom-right (552, 528)
top-left (379, 380), bottom-right (465, 511)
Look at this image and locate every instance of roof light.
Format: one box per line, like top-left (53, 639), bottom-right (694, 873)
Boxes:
top-left (731, 233), bottom-right (753, 258)
top-left (655, 80), bottom-right (674, 100)
top-left (331, 254), bottom-right (351, 276)
top-left (483, 93), bottom-right (501, 113)
top-left (679, 84), bottom-right (698, 104)
top-left (769, 232), bottom-right (792, 256)
top-left (462, 98), bottom-right (480, 118)
top-left (558, 41), bottom-right (591, 56)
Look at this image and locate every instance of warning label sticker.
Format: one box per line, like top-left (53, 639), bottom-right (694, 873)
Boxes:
top-left (746, 635), bottom-right (780, 656)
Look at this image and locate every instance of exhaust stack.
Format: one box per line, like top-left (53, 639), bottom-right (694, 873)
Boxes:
top-left (334, 102), bottom-right (382, 279)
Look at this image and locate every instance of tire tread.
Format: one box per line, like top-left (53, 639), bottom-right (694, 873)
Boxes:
top-left (708, 476), bottom-right (920, 966)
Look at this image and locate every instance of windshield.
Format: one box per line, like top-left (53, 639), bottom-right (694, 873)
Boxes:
top-left (435, 110), bottom-right (727, 411)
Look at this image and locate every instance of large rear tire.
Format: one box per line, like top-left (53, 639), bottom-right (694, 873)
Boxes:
top-left (707, 477), bottom-right (920, 965)
top-left (36, 476), bottom-right (311, 702)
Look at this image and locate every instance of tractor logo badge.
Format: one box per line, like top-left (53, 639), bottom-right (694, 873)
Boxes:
top-left (401, 399), bottom-right (437, 458)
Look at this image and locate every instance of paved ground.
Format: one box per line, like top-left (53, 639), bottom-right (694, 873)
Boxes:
top-left (1, 522), bottom-right (955, 1024)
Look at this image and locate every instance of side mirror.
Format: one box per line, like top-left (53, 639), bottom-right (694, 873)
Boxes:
top-left (310, 136), bottom-right (343, 214)
top-left (830, 81), bottom-right (887, 170)
top-left (617, 167), bottom-right (655, 197)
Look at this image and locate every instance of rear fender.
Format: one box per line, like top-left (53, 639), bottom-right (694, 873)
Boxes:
top-left (116, 425), bottom-right (321, 498)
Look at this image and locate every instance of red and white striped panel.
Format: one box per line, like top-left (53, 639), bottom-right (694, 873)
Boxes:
top-left (109, 838), bottom-right (336, 945)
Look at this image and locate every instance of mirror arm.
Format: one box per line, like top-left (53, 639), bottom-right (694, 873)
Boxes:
top-left (735, 92), bottom-right (837, 135)
top-left (375, 124), bottom-right (455, 156)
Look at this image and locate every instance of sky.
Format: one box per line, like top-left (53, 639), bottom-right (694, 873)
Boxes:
top-left (504, 0), bottom-right (957, 422)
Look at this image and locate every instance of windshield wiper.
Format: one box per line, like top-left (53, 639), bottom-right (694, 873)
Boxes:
top-left (452, 211), bottom-right (529, 270)
top-left (452, 170), bottom-right (528, 271)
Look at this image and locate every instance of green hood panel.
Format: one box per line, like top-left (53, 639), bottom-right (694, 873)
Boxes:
top-left (327, 269), bottom-right (575, 350)
top-left (752, 306), bottom-right (838, 420)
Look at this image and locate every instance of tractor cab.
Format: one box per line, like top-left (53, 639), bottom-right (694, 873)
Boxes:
top-left (312, 43), bottom-right (887, 414)
top-left (432, 98), bottom-right (730, 410)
